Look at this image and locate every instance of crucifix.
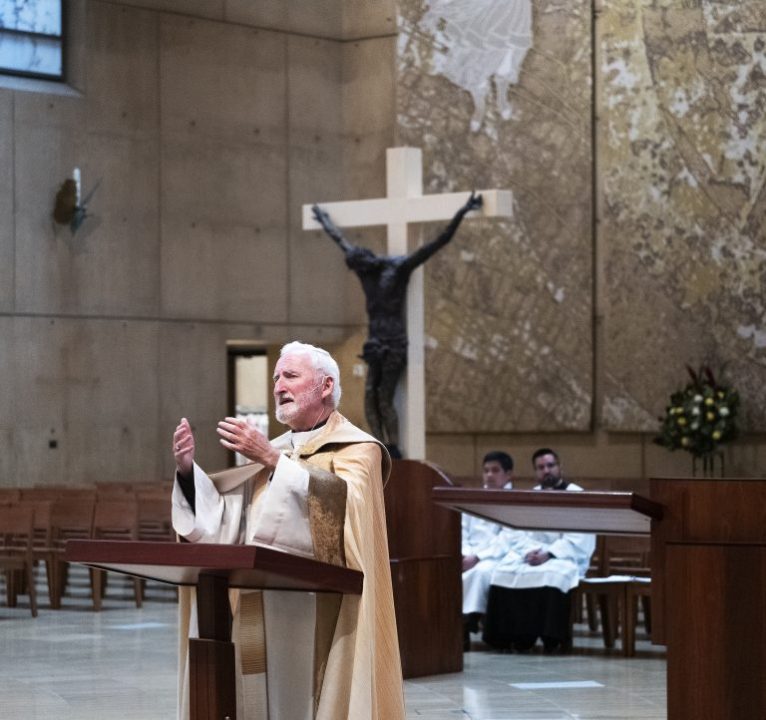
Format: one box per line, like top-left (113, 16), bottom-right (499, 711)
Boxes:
top-left (303, 147), bottom-right (513, 460)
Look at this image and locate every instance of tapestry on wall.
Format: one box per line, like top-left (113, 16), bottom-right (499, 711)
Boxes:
top-left (601, 1), bottom-right (766, 432)
top-left (397, 0), bottom-right (594, 433)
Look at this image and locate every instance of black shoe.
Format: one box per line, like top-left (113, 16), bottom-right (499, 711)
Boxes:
top-left (463, 613), bottom-right (481, 634)
top-left (513, 638), bottom-right (536, 653)
top-left (542, 636), bottom-right (562, 653)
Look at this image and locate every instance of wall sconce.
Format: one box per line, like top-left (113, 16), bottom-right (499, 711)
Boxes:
top-left (53, 167), bottom-right (100, 235)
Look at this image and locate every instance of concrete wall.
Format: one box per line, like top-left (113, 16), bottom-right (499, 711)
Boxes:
top-left (0, 0), bottom-right (396, 486)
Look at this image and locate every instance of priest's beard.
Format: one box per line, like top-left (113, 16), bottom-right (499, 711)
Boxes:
top-left (275, 383), bottom-right (325, 427)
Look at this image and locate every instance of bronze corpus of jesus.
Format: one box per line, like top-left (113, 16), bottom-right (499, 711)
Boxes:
top-left (312, 191), bottom-right (482, 458)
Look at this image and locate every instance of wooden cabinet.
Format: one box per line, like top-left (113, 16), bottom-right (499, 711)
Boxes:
top-left (651, 477), bottom-right (766, 719)
top-left (385, 460), bottom-right (462, 678)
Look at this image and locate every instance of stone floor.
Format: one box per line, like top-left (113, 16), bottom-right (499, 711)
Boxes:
top-left (0, 571), bottom-right (667, 719)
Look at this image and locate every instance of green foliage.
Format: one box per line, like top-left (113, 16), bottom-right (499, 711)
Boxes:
top-left (654, 366), bottom-right (739, 458)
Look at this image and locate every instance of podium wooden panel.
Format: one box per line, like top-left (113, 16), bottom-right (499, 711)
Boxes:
top-left (432, 487), bottom-right (662, 535)
top-left (385, 460), bottom-right (462, 678)
top-left (65, 540), bottom-right (362, 720)
top-left (651, 477), bottom-right (766, 720)
top-left (436, 481), bottom-right (766, 720)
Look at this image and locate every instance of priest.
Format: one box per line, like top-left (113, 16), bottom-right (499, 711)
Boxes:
top-left (171, 341), bottom-right (405, 720)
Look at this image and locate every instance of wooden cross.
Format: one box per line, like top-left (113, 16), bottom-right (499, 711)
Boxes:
top-left (302, 147), bottom-right (513, 460)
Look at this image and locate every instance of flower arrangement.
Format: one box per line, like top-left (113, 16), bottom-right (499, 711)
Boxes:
top-left (654, 365), bottom-right (739, 458)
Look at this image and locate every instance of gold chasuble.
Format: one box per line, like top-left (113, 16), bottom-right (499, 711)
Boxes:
top-left (172, 411), bottom-right (405, 720)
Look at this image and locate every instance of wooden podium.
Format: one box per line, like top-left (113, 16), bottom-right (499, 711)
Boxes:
top-left (385, 460), bottom-right (462, 678)
top-left (434, 480), bottom-right (766, 720)
top-left (650, 477), bottom-right (766, 720)
top-left (65, 540), bottom-right (362, 720)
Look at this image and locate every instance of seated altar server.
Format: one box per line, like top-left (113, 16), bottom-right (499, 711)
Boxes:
top-left (462, 450), bottom-right (518, 648)
top-left (483, 448), bottom-right (595, 653)
top-left (171, 341), bottom-right (405, 720)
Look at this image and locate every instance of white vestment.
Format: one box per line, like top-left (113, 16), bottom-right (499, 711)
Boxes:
top-left (489, 483), bottom-right (595, 593)
top-left (461, 484), bottom-right (519, 613)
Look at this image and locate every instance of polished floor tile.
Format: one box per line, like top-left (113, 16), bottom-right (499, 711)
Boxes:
top-left (0, 571), bottom-right (667, 719)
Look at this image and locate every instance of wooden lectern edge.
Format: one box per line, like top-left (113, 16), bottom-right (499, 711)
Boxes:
top-left (432, 488), bottom-right (664, 519)
top-left (430, 488), bottom-right (662, 536)
top-left (64, 539), bottom-right (364, 595)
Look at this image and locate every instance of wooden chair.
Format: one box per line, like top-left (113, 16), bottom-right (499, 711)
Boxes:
top-left (136, 491), bottom-right (174, 543)
top-left (95, 485), bottom-right (135, 500)
top-left (91, 499), bottom-right (143, 610)
top-left (17, 500), bottom-right (55, 605)
top-left (0, 488), bottom-right (21, 503)
top-left (573, 541), bottom-right (603, 631)
top-left (47, 498), bottom-right (95, 608)
top-left (576, 535), bottom-right (651, 656)
top-left (0, 503), bottom-right (38, 617)
top-left (20, 487), bottom-right (63, 502)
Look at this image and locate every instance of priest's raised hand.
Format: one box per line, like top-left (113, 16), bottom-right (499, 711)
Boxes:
top-left (216, 416), bottom-right (281, 470)
top-left (172, 417), bottom-right (195, 478)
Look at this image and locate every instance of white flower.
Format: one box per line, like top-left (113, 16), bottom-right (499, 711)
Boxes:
top-left (693, 394), bottom-right (703, 403)
top-left (691, 407), bottom-right (700, 416)
top-left (719, 407), bottom-right (730, 417)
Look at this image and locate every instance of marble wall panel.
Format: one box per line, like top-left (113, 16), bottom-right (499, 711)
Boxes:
top-left (286, 34), bottom-right (348, 325)
top-left (2, 318), bottom-right (67, 485)
top-left (224, 1), bottom-right (288, 31)
top-left (600, 1), bottom-right (766, 431)
top-left (158, 322), bottom-right (233, 478)
top-left (71, 133), bottom-right (160, 315)
top-left (65, 0), bottom-right (87, 92)
top-left (160, 16), bottom-right (287, 147)
top-left (85, 2), bottom-right (159, 137)
top-left (0, 317), bottom-right (160, 485)
top-left (287, 35), bottom-right (342, 140)
top-left (225, 0), bottom-right (342, 38)
top-left (397, 0), bottom-right (593, 433)
top-left (343, 1), bottom-right (397, 40)
top-left (13, 85), bottom-right (87, 129)
top-left (0, 318), bottom-right (18, 483)
top-left (160, 138), bottom-right (288, 321)
top-left (288, 143), bottom-right (349, 324)
top-left (339, 39), bottom-right (397, 327)
top-left (111, 0), bottom-right (225, 20)
top-left (425, 434), bottom-right (478, 477)
top-left (15, 126), bottom-right (160, 316)
top-left (12, 92), bottom-right (89, 315)
top-left (13, 122), bottom-right (86, 314)
top-left (281, 2), bottom-right (342, 40)
top-left (110, 0), bottom-right (375, 41)
top-left (61, 320), bottom-right (161, 484)
top-left (343, 37), bottom-right (396, 137)
top-left (0, 91), bottom-right (13, 312)
top-left (159, 15), bottom-right (290, 323)
top-left (426, 431), bottom-right (652, 483)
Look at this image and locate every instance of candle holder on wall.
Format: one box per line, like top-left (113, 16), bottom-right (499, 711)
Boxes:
top-left (52, 168), bottom-right (100, 236)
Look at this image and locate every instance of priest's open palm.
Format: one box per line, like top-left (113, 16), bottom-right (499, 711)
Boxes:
top-left (173, 417), bottom-right (195, 477)
top-left (217, 417), bottom-right (281, 470)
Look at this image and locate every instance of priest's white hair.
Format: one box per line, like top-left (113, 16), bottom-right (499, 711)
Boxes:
top-left (280, 341), bottom-right (342, 408)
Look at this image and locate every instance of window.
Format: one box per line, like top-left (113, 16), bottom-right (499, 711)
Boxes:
top-left (0, 0), bottom-right (63, 81)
